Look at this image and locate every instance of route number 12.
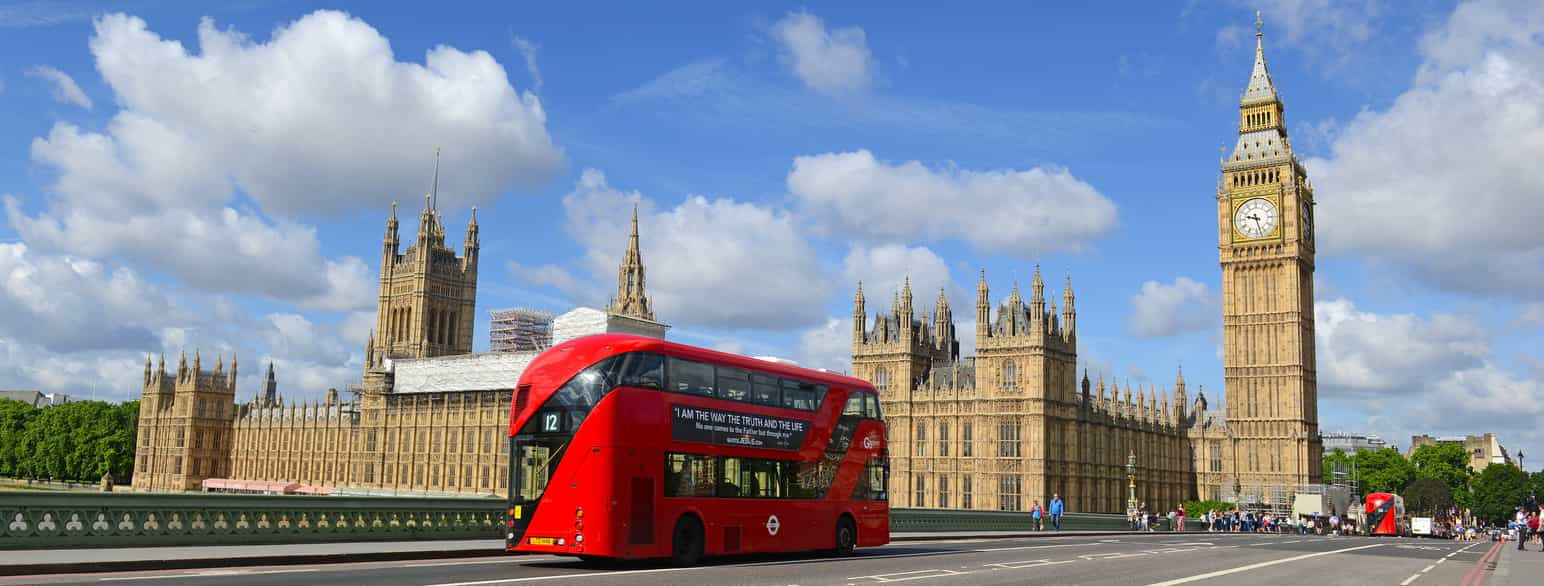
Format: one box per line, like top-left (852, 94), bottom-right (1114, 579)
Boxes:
top-left (541, 412), bottom-right (561, 433)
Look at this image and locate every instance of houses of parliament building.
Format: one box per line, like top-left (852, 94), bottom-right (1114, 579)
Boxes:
top-left (854, 16), bottom-right (1322, 513)
top-left (133, 17), bottom-right (1323, 513)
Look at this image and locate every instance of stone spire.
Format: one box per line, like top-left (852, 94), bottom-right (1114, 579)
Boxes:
top-left (976, 270), bottom-right (991, 340)
top-left (463, 205), bottom-right (479, 265)
top-left (610, 201), bottom-right (654, 320)
top-left (229, 354), bottom-right (238, 393)
top-left (853, 281), bottom-right (866, 346)
top-left (899, 276), bottom-right (914, 334)
top-left (1061, 273), bottom-right (1076, 337)
top-left (1173, 366), bottom-right (1189, 426)
top-left (1030, 264), bottom-right (1045, 317)
top-left (261, 361), bottom-right (278, 407)
top-left (383, 200), bottom-right (399, 260)
top-left (1243, 10), bottom-right (1278, 103)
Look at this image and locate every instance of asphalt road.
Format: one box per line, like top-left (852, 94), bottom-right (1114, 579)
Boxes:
top-left (1, 533), bottom-right (1502, 586)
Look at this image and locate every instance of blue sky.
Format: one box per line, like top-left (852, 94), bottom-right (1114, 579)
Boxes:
top-left (2, 0), bottom-right (1542, 469)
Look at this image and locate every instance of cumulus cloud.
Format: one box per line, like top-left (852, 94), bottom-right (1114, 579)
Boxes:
top-left (25, 65), bottom-right (91, 109)
top-left (842, 244), bottom-right (961, 315)
top-left (1314, 296), bottom-right (1544, 463)
top-left (788, 150), bottom-right (1117, 257)
top-left (8, 10), bottom-right (555, 311)
top-left (770, 11), bottom-right (873, 94)
top-left (562, 169), bottom-right (830, 329)
top-left (0, 242), bottom-right (177, 353)
top-left (1306, 0), bottom-right (1544, 298)
top-left (85, 11), bottom-right (560, 215)
top-left (797, 317), bottom-right (851, 373)
top-left (1315, 298), bottom-right (1489, 396)
top-left (1127, 277), bottom-right (1219, 337)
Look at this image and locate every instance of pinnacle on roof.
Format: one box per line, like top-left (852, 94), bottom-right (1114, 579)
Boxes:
top-left (1243, 10), bottom-right (1278, 103)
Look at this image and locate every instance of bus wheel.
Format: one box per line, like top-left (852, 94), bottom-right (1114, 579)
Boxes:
top-left (671, 515), bottom-right (705, 566)
top-left (834, 516), bottom-right (857, 556)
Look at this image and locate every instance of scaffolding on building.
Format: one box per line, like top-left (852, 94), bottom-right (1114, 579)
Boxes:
top-left (489, 308), bottom-right (556, 353)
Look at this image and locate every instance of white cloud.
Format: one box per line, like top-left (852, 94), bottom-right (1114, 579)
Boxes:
top-left (511, 35), bottom-right (542, 92)
top-left (770, 11), bottom-right (873, 95)
top-left (797, 317), bottom-right (851, 373)
top-left (82, 11), bottom-right (561, 215)
top-left (1127, 277), bottom-right (1218, 337)
top-left (842, 244), bottom-right (960, 315)
top-left (0, 242), bottom-right (177, 353)
top-left (1315, 298), bottom-right (1489, 395)
top-left (1313, 296), bottom-right (1544, 464)
top-left (6, 9), bottom-right (555, 310)
top-left (562, 169), bottom-right (831, 329)
top-left (25, 65), bottom-right (92, 109)
top-left (508, 261), bottom-right (590, 303)
top-left (1306, 0), bottom-right (1544, 298)
top-left (788, 150), bottom-right (1117, 257)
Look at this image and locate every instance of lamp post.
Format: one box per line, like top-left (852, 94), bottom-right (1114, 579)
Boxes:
top-left (1126, 450), bottom-right (1138, 529)
top-left (1234, 478), bottom-right (1242, 508)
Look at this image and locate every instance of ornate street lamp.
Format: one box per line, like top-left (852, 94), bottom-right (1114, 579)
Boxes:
top-left (1233, 478), bottom-right (1242, 507)
top-left (1126, 450), bottom-right (1138, 528)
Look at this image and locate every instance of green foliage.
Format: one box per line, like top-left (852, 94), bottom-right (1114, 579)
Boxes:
top-left (1182, 500), bottom-right (1233, 515)
top-left (1404, 477), bottom-right (1454, 516)
top-left (1353, 447), bottom-right (1416, 496)
top-left (1412, 443), bottom-right (1471, 490)
top-left (1470, 463), bottom-right (1527, 524)
top-left (0, 399), bottom-right (138, 483)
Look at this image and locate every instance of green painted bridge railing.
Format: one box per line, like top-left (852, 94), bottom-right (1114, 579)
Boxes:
top-left (0, 491), bottom-right (1180, 549)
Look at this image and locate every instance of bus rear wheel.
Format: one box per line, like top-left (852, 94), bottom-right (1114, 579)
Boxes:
top-left (834, 516), bottom-right (857, 556)
top-left (671, 515), bottom-right (704, 566)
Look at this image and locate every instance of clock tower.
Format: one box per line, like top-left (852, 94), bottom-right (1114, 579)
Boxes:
top-left (1217, 13), bottom-right (1322, 486)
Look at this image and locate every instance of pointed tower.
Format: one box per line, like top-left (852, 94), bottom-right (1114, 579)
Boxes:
top-left (1218, 11), bottom-right (1322, 485)
top-left (853, 282), bottom-right (867, 347)
top-left (372, 151), bottom-right (478, 360)
top-left (1173, 366), bottom-right (1188, 426)
top-left (1061, 274), bottom-right (1076, 342)
top-left (898, 276), bottom-right (914, 336)
top-left (260, 362), bottom-right (278, 407)
top-left (934, 288), bottom-right (958, 361)
top-left (1029, 264), bottom-right (1045, 328)
top-left (975, 270), bottom-right (991, 341)
top-left (611, 201), bottom-right (654, 321)
top-left (1007, 280), bottom-right (1023, 336)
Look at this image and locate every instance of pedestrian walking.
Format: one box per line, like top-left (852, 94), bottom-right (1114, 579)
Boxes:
top-left (1031, 500), bottom-right (1044, 531)
top-left (1050, 493), bottom-right (1065, 531)
top-left (1177, 503), bottom-right (1186, 532)
top-left (1529, 512), bottom-right (1541, 552)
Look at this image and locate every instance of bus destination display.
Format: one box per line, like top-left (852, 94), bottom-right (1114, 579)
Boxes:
top-left (671, 405), bottom-right (809, 450)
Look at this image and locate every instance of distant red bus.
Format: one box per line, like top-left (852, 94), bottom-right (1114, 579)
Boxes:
top-left (505, 334), bottom-right (889, 564)
top-left (1365, 492), bottom-right (1408, 536)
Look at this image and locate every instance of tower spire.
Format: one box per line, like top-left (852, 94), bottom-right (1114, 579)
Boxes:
top-left (611, 200), bottom-right (653, 320)
top-left (430, 146), bottom-right (441, 211)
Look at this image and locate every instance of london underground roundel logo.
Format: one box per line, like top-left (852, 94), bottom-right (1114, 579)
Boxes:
top-left (766, 514), bottom-right (780, 536)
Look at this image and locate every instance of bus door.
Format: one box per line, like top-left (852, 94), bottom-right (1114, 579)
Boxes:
top-left (509, 413), bottom-right (571, 547)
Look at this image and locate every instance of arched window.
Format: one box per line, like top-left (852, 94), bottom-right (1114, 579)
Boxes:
top-left (874, 367), bottom-right (890, 391)
top-left (1001, 360), bottom-right (1017, 388)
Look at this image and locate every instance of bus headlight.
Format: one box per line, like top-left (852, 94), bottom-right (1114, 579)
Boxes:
top-left (557, 538), bottom-right (566, 546)
top-left (576, 534), bottom-right (584, 543)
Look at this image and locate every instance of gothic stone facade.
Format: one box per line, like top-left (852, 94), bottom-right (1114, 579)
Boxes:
top-left (132, 193), bottom-right (660, 496)
top-left (852, 17), bottom-right (1318, 513)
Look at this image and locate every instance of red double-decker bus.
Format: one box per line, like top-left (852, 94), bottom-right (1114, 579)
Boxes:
top-left (505, 334), bottom-right (889, 564)
top-left (1365, 492), bottom-right (1408, 536)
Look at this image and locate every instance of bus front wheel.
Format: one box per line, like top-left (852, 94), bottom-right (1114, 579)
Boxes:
top-left (671, 515), bottom-right (705, 566)
top-left (834, 515), bottom-right (857, 555)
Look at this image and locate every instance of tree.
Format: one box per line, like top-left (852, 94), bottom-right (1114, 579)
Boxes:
top-left (1411, 443), bottom-right (1471, 489)
top-left (1404, 477), bottom-right (1454, 517)
top-left (1353, 448), bottom-right (1416, 496)
top-left (0, 399), bottom-right (138, 482)
top-left (1471, 463), bottom-right (1527, 524)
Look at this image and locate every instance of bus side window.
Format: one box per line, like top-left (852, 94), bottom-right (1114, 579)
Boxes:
top-left (667, 357), bottom-right (716, 397)
top-left (842, 393), bottom-right (864, 417)
top-left (863, 392), bottom-right (882, 419)
top-left (716, 367), bottom-right (751, 402)
top-left (750, 373), bottom-right (780, 406)
top-left (621, 352), bottom-right (664, 390)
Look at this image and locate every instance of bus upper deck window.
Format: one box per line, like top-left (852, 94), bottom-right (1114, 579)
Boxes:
top-left (750, 373), bottom-right (780, 406)
top-left (864, 392), bottom-right (882, 419)
top-left (620, 352), bottom-right (664, 390)
top-left (668, 357), bottom-right (716, 396)
top-left (716, 367), bottom-right (750, 402)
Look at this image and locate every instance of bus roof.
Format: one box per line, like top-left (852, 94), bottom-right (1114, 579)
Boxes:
top-left (533, 333), bottom-right (874, 391)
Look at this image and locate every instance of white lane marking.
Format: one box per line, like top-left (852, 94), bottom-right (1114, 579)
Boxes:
top-left (986, 559), bottom-right (1076, 569)
top-left (100, 569), bottom-right (319, 582)
top-left (404, 558), bottom-right (534, 568)
top-left (1144, 543), bottom-right (1385, 586)
top-left (1436, 558), bottom-right (1446, 564)
top-left (1421, 564), bottom-right (1436, 573)
top-left (848, 569), bottom-right (965, 583)
top-left (1400, 574), bottom-right (1421, 586)
top-left (971, 542), bottom-right (1118, 553)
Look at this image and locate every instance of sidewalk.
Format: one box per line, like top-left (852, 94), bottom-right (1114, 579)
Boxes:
top-left (1490, 540), bottom-right (1544, 586)
top-left (0, 530), bottom-right (1193, 576)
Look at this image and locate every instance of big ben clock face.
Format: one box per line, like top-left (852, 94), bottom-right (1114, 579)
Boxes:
top-left (1234, 198), bottom-right (1278, 239)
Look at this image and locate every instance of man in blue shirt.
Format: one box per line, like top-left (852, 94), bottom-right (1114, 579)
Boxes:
top-left (1050, 493), bottom-right (1065, 531)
